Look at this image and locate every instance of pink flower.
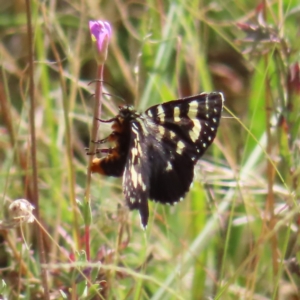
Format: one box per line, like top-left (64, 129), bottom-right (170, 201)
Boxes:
top-left (89, 20), bottom-right (112, 62)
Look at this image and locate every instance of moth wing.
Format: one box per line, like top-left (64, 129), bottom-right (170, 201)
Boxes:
top-left (144, 92), bottom-right (224, 204)
top-left (122, 122), bottom-right (150, 228)
top-left (145, 92), bottom-right (224, 155)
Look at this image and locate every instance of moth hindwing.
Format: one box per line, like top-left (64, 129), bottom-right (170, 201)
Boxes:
top-left (90, 92), bottom-right (224, 228)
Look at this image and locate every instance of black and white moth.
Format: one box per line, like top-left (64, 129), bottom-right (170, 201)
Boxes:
top-left (90, 92), bottom-right (224, 228)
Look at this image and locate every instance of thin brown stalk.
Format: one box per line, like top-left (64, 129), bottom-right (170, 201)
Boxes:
top-left (0, 230), bottom-right (34, 278)
top-left (40, 3), bottom-right (81, 250)
top-left (262, 3), bottom-right (279, 299)
top-left (0, 82), bottom-right (15, 146)
top-left (84, 64), bottom-right (104, 275)
top-left (24, 0), bottom-right (49, 298)
top-left (265, 72), bottom-right (279, 298)
top-left (265, 68), bottom-right (278, 261)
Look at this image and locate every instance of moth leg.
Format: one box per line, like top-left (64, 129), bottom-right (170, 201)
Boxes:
top-left (91, 136), bottom-right (110, 144)
top-left (95, 117), bottom-right (117, 123)
top-left (92, 131), bottom-right (120, 144)
top-left (85, 147), bottom-right (113, 155)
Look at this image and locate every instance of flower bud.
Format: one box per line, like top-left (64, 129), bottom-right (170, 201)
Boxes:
top-left (89, 20), bottom-right (112, 63)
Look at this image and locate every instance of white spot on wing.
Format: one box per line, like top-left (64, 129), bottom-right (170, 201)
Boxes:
top-left (189, 119), bottom-right (201, 142)
top-left (170, 131), bottom-right (176, 139)
top-left (176, 140), bottom-right (185, 154)
top-left (138, 120), bottom-right (148, 136)
top-left (147, 110), bottom-right (153, 118)
top-left (157, 105), bottom-right (165, 123)
top-left (158, 125), bottom-right (166, 137)
top-left (165, 161), bottom-right (172, 171)
top-left (205, 95), bottom-right (209, 109)
top-left (188, 101), bottom-right (199, 119)
top-left (131, 147), bottom-right (138, 156)
top-left (174, 106), bottom-right (181, 122)
top-left (138, 173), bottom-right (142, 186)
top-left (131, 166), bottom-right (138, 188)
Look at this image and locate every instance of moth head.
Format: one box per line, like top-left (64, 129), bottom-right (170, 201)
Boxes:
top-left (118, 105), bottom-right (138, 120)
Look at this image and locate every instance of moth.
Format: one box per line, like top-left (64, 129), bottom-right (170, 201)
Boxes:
top-left (90, 92), bottom-right (224, 228)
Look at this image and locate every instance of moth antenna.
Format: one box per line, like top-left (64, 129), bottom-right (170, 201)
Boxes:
top-left (88, 79), bottom-right (125, 103)
top-left (88, 92), bottom-right (125, 104)
top-left (103, 92), bottom-right (126, 103)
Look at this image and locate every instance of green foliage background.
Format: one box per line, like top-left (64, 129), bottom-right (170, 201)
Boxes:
top-left (0, 0), bottom-right (300, 299)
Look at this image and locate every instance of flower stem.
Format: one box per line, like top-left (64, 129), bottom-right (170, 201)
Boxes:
top-left (84, 64), bottom-right (104, 270)
top-left (25, 0), bottom-right (49, 298)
